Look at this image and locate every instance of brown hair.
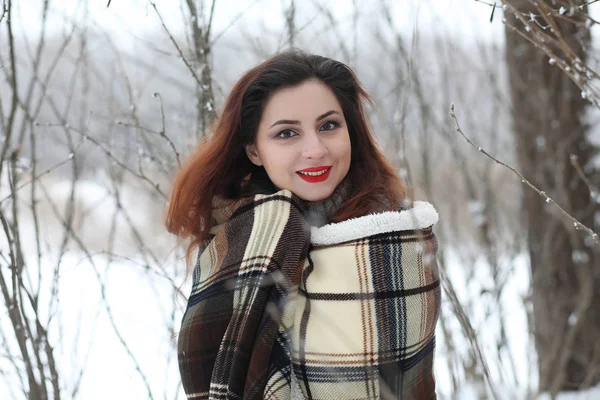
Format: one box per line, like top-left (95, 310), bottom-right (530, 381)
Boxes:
top-left (166, 49), bottom-right (406, 271)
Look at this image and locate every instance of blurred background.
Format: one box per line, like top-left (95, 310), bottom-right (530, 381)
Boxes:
top-left (0, 0), bottom-right (599, 398)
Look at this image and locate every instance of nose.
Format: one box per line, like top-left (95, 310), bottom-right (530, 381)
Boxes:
top-left (302, 132), bottom-right (328, 159)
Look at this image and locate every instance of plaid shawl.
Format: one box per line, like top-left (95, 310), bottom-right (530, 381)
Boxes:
top-left (178, 189), bottom-right (441, 399)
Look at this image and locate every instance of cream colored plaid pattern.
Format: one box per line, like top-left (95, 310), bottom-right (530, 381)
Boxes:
top-left (292, 220), bottom-right (440, 399)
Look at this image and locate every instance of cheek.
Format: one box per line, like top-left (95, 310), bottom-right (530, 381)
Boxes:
top-left (262, 150), bottom-right (292, 173)
top-left (338, 135), bottom-right (352, 164)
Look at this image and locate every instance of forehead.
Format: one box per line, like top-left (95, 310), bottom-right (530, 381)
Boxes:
top-left (261, 80), bottom-right (342, 122)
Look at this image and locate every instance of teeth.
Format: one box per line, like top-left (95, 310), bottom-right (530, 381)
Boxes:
top-left (299, 168), bottom-right (329, 176)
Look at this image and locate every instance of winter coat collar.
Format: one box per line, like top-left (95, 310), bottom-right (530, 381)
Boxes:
top-left (311, 201), bottom-right (439, 245)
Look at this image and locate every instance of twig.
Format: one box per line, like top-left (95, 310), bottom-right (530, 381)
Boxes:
top-left (210, 0), bottom-right (261, 46)
top-left (549, 261), bottom-right (594, 395)
top-left (440, 267), bottom-right (500, 400)
top-left (35, 121), bottom-right (167, 199)
top-left (0, 152), bottom-right (78, 204)
top-left (476, 0), bottom-right (600, 14)
top-left (473, 0), bottom-right (498, 7)
top-left (74, 251), bottom-right (187, 301)
top-left (152, 92), bottom-right (181, 168)
top-left (0, 0), bottom-right (7, 24)
top-left (183, 0), bottom-right (217, 137)
top-left (450, 103), bottom-right (599, 244)
top-left (570, 154), bottom-right (598, 200)
top-left (205, 0), bottom-right (217, 40)
top-left (148, 1), bottom-right (203, 87)
top-left (37, 182), bottom-right (157, 400)
top-left (0, 0), bottom-right (19, 181)
top-left (0, 209), bottom-right (40, 399)
top-left (500, 1), bottom-right (600, 111)
top-left (310, 0), bottom-right (352, 61)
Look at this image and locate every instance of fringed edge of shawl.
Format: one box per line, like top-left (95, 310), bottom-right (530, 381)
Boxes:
top-left (311, 201), bottom-right (438, 245)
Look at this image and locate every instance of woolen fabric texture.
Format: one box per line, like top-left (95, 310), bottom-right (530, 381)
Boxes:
top-left (177, 187), bottom-right (441, 399)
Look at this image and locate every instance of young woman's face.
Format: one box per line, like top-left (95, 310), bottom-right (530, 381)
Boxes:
top-left (246, 80), bottom-right (351, 202)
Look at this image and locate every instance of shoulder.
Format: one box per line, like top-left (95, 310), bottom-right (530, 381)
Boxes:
top-left (232, 189), bottom-right (307, 219)
top-left (209, 188), bottom-right (308, 235)
top-left (310, 201), bottom-right (439, 246)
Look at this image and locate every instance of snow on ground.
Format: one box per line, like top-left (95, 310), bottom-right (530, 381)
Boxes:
top-left (0, 250), bottom-right (189, 399)
top-left (53, 251), bottom-right (188, 399)
top-left (434, 248), bottom-right (533, 399)
top-left (537, 384), bottom-right (600, 400)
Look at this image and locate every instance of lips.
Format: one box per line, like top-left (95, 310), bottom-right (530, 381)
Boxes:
top-left (296, 166), bottom-right (332, 183)
top-left (297, 166), bottom-right (331, 173)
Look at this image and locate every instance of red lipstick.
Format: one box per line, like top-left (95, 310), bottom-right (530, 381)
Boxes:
top-left (298, 166), bottom-right (331, 173)
top-left (296, 166), bottom-right (332, 183)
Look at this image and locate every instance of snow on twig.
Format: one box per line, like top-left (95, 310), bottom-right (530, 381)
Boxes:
top-left (449, 103), bottom-right (599, 244)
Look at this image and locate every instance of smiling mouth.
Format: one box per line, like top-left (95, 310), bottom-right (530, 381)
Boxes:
top-left (297, 169), bottom-right (329, 177)
top-left (296, 167), bottom-right (332, 182)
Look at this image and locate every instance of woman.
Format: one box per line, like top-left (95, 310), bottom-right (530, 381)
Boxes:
top-left (166, 49), bottom-right (441, 400)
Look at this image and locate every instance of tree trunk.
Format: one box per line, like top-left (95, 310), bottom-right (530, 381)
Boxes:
top-left (504, 0), bottom-right (600, 392)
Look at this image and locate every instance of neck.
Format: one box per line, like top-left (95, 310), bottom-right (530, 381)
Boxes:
top-left (303, 177), bottom-right (350, 227)
top-left (241, 169), bottom-right (350, 227)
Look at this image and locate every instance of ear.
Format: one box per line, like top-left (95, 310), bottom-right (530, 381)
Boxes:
top-left (245, 144), bottom-right (263, 166)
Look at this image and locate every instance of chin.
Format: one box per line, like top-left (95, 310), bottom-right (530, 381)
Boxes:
top-left (295, 188), bottom-right (334, 203)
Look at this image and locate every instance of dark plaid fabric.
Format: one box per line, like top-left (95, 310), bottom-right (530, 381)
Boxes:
top-left (178, 189), bottom-right (441, 399)
top-left (178, 190), bottom-right (310, 399)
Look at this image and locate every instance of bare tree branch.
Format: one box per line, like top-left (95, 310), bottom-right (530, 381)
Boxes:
top-left (0, 0), bottom-right (7, 24)
top-left (149, 1), bottom-right (203, 87)
top-left (450, 103), bottom-right (599, 243)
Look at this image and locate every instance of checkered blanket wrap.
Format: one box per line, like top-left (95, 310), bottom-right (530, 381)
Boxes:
top-left (291, 227), bottom-right (440, 399)
top-left (177, 189), bottom-right (441, 399)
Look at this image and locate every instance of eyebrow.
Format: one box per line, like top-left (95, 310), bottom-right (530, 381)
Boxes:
top-left (269, 110), bottom-right (341, 128)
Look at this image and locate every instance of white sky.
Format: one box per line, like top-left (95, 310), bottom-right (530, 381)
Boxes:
top-left (11, 0), bottom-right (508, 47)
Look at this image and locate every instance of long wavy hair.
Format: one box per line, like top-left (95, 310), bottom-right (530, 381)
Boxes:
top-left (166, 49), bottom-right (406, 271)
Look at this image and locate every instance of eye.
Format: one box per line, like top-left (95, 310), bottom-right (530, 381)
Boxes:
top-left (276, 129), bottom-right (298, 139)
top-left (320, 120), bottom-right (340, 131)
